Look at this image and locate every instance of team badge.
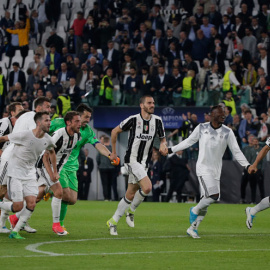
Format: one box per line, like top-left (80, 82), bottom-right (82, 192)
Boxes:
top-left (150, 125), bottom-right (155, 132)
top-left (144, 125), bottom-right (148, 132)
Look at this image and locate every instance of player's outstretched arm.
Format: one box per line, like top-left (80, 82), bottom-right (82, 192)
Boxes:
top-left (159, 138), bottom-right (168, 156)
top-left (248, 145), bottom-right (270, 174)
top-left (43, 151), bottom-right (55, 181)
top-left (0, 136), bottom-right (9, 144)
top-left (110, 125), bottom-right (123, 161)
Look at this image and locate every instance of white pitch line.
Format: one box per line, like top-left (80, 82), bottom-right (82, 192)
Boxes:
top-left (23, 234), bottom-right (270, 257)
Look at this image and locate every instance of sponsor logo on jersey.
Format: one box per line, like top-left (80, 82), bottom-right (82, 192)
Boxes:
top-left (136, 134), bottom-right (153, 141)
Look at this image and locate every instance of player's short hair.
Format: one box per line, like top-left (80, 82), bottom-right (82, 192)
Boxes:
top-left (34, 97), bottom-right (50, 109)
top-left (64, 111), bottom-right (80, 124)
top-left (210, 105), bottom-right (223, 113)
top-left (139, 95), bottom-right (154, 104)
top-left (8, 102), bottom-right (22, 115)
top-left (15, 109), bottom-right (29, 119)
top-left (34, 111), bottom-right (49, 123)
top-left (76, 104), bottom-right (93, 114)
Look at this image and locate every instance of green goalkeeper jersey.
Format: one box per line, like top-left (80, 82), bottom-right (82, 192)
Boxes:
top-left (50, 118), bottom-right (99, 171)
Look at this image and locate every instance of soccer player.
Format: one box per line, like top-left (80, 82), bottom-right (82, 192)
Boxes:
top-left (0, 102), bottom-right (24, 233)
top-left (0, 96), bottom-right (51, 233)
top-left (49, 104), bottom-right (116, 232)
top-left (161, 105), bottom-right (250, 238)
top-left (0, 112), bottom-right (56, 239)
top-left (246, 140), bottom-right (270, 229)
top-left (107, 95), bottom-right (167, 236)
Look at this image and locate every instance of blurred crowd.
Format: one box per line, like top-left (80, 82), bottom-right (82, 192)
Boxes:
top-left (0, 0), bottom-right (270, 117)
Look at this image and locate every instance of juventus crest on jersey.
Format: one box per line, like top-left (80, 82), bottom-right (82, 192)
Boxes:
top-left (120, 113), bottom-right (165, 166)
top-left (0, 117), bottom-right (13, 153)
top-left (37, 127), bottom-right (80, 172)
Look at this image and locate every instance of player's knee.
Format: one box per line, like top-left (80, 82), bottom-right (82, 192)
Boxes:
top-left (210, 193), bottom-right (219, 201)
top-left (54, 189), bottom-right (63, 199)
top-left (12, 202), bottom-right (24, 212)
top-left (26, 201), bottom-right (36, 211)
top-left (69, 198), bottom-right (76, 205)
top-left (141, 185), bottom-right (152, 195)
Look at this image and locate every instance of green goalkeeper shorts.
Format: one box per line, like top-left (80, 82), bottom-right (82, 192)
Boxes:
top-left (59, 168), bottom-right (78, 192)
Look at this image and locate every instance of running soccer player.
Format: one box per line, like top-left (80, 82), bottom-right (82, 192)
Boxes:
top-left (161, 105), bottom-right (250, 238)
top-left (0, 96), bottom-right (51, 233)
top-left (49, 104), bottom-right (116, 232)
top-left (0, 112), bottom-right (56, 239)
top-left (107, 95), bottom-right (167, 236)
top-left (0, 102), bottom-right (24, 233)
top-left (246, 139), bottom-right (270, 229)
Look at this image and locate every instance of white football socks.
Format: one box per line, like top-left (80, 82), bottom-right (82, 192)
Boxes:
top-left (192, 197), bottom-right (215, 215)
top-left (0, 198), bottom-right (11, 227)
top-left (130, 189), bottom-right (147, 213)
top-left (112, 196), bottom-right (131, 223)
top-left (13, 207), bottom-right (33, 233)
top-left (250, 196), bottom-right (270, 216)
top-left (51, 197), bottom-right (61, 223)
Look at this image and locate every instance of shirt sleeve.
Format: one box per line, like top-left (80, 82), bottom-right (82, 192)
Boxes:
top-left (265, 137), bottom-right (270, 147)
top-left (119, 115), bottom-right (135, 131)
top-left (86, 126), bottom-right (99, 145)
top-left (8, 132), bottom-right (26, 145)
top-left (156, 118), bottom-right (165, 139)
top-left (0, 120), bottom-right (9, 137)
top-left (227, 129), bottom-right (249, 167)
top-left (171, 124), bottom-right (200, 153)
top-left (49, 118), bottom-right (66, 135)
top-left (229, 72), bottom-right (240, 86)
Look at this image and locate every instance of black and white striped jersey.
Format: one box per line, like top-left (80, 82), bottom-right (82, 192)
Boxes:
top-left (120, 113), bottom-right (165, 166)
top-left (0, 117), bottom-right (13, 152)
top-left (37, 127), bottom-right (79, 172)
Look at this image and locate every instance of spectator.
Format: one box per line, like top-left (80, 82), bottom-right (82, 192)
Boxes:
top-left (208, 4), bottom-right (222, 29)
top-left (243, 63), bottom-right (257, 88)
top-left (6, 10), bottom-right (30, 64)
top-left (76, 63), bottom-right (89, 91)
top-left (194, 5), bottom-right (205, 25)
top-left (149, 151), bottom-right (163, 202)
top-left (71, 11), bottom-right (86, 56)
top-left (83, 15), bottom-right (97, 47)
top-left (58, 62), bottom-right (74, 86)
top-left (46, 75), bottom-right (61, 99)
top-left (10, 82), bottom-right (23, 102)
top-left (44, 45), bottom-right (61, 75)
top-left (88, 56), bottom-right (102, 78)
top-left (45, 90), bottom-right (57, 107)
top-left (171, 67), bottom-right (183, 106)
top-left (182, 53), bottom-right (198, 75)
top-left (149, 4), bottom-right (164, 32)
top-left (133, 23), bottom-right (152, 51)
top-left (224, 31), bottom-right (241, 61)
top-left (181, 69), bottom-right (196, 106)
top-left (56, 87), bottom-right (71, 117)
top-left (164, 28), bottom-right (179, 47)
top-left (238, 109), bottom-right (258, 147)
top-left (165, 42), bottom-right (179, 74)
top-left (103, 40), bottom-right (120, 77)
top-left (178, 31), bottom-right (193, 62)
top-left (209, 38), bottom-right (226, 75)
top-left (164, 150), bottom-right (190, 203)
top-left (222, 91), bottom-right (237, 116)
top-left (252, 86), bottom-right (267, 116)
top-left (96, 136), bottom-right (116, 201)
top-left (233, 16), bottom-right (245, 39)
top-left (84, 70), bottom-right (100, 107)
top-left (222, 62), bottom-right (242, 96)
top-left (37, 0), bottom-right (49, 43)
top-left (66, 28), bottom-right (76, 56)
top-left (233, 43), bottom-right (251, 68)
top-left (99, 67), bottom-right (115, 105)
top-left (258, 48), bottom-right (270, 80)
top-left (45, 0), bottom-right (61, 28)
top-left (13, 0), bottom-right (27, 22)
top-left (197, 58), bottom-right (210, 106)
top-left (5, 21), bottom-right (20, 58)
top-left (45, 28), bottom-right (64, 54)
top-left (28, 53), bottom-right (45, 78)
top-left (96, 19), bottom-right (114, 51)
top-left (238, 3), bottom-right (251, 26)
top-left (254, 113), bottom-right (270, 143)
top-left (224, 106), bottom-right (233, 126)
top-left (0, 11), bottom-right (14, 32)
top-left (138, 66), bottom-right (153, 97)
top-left (242, 27), bottom-right (257, 60)
top-left (251, 17), bottom-right (263, 40)
top-left (66, 77), bottom-right (81, 109)
top-left (8, 62), bottom-right (26, 91)
top-left (78, 148), bottom-right (94, 200)
top-left (219, 15), bottom-right (234, 41)
top-left (39, 66), bottom-right (51, 90)
top-left (152, 65), bottom-right (172, 106)
top-left (124, 67), bottom-right (140, 106)
top-left (121, 53), bottom-right (137, 87)
top-left (200, 16), bottom-right (214, 38)
top-left (87, 45), bottom-right (103, 65)
top-left (29, 10), bottom-right (39, 41)
top-left (79, 43), bottom-right (90, 64)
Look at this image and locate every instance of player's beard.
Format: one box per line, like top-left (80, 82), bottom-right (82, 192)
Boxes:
top-left (144, 106), bottom-right (154, 114)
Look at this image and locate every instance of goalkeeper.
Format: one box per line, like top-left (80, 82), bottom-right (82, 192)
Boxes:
top-left (49, 104), bottom-right (118, 233)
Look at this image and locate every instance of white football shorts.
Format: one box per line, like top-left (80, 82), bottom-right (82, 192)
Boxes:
top-left (37, 167), bottom-right (58, 187)
top-left (125, 162), bottom-right (148, 184)
top-left (198, 175), bottom-right (220, 198)
top-left (7, 177), bottom-right (38, 202)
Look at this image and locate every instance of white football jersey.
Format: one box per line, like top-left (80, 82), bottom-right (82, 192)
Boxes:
top-left (120, 113), bottom-right (165, 167)
top-left (37, 127), bottom-right (79, 172)
top-left (171, 122), bottom-right (249, 180)
top-left (7, 130), bottom-right (55, 181)
top-left (1, 111), bottom-right (36, 161)
top-left (0, 117), bottom-right (13, 153)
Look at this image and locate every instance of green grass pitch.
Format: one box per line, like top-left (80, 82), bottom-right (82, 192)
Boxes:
top-left (1, 201), bottom-right (270, 270)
